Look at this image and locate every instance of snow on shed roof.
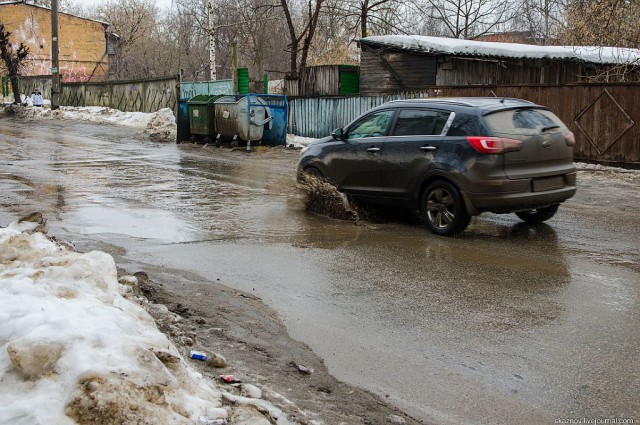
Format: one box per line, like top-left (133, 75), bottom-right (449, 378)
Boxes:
top-left (359, 35), bottom-right (640, 66)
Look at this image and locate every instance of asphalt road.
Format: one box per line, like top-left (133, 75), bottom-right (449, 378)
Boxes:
top-left (1, 117), bottom-right (638, 424)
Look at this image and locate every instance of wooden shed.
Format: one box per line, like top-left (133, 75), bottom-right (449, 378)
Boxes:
top-left (0, 1), bottom-right (110, 82)
top-left (284, 65), bottom-right (360, 97)
top-left (358, 35), bottom-right (640, 95)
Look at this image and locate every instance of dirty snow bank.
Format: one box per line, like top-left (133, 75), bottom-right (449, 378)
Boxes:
top-left (0, 215), bottom-right (302, 425)
top-left (0, 103), bottom-right (177, 143)
top-left (286, 134), bottom-right (316, 148)
top-left (575, 162), bottom-right (640, 184)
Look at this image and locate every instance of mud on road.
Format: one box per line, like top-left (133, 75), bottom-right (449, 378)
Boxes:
top-left (114, 263), bottom-right (420, 425)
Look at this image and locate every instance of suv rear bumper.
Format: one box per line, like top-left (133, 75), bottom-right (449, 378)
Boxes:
top-left (462, 173), bottom-right (577, 214)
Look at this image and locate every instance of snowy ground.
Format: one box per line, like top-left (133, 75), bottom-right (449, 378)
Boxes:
top-left (0, 215), bottom-right (304, 425)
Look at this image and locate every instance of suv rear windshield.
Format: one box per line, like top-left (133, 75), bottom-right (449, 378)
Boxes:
top-left (484, 108), bottom-right (566, 136)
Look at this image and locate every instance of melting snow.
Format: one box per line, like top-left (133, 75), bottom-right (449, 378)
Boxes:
top-left (361, 35), bottom-right (640, 65)
top-left (0, 218), bottom-right (302, 424)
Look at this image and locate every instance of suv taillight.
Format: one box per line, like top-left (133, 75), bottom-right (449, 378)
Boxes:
top-left (466, 136), bottom-right (523, 154)
top-left (564, 131), bottom-right (576, 147)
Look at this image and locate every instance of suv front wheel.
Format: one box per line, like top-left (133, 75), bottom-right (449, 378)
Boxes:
top-left (422, 180), bottom-right (470, 236)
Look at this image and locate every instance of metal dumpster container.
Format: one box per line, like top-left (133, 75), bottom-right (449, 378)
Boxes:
top-left (214, 95), bottom-right (272, 142)
top-left (257, 95), bottom-right (288, 146)
top-left (177, 98), bottom-right (190, 143)
top-left (187, 95), bottom-right (220, 139)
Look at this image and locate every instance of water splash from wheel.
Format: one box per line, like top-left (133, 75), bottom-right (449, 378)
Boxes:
top-left (297, 174), bottom-right (359, 222)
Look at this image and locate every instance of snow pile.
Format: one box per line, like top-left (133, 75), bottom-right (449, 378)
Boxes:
top-left (575, 161), bottom-right (640, 184)
top-left (1, 93), bottom-right (29, 106)
top-left (286, 134), bottom-right (316, 149)
top-left (0, 103), bottom-right (177, 142)
top-left (0, 216), bottom-right (298, 425)
top-left (144, 108), bottom-right (178, 143)
top-left (360, 35), bottom-right (640, 65)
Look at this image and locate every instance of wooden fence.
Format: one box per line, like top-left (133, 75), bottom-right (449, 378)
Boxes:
top-left (289, 83), bottom-right (640, 166)
top-left (18, 75), bottom-right (179, 114)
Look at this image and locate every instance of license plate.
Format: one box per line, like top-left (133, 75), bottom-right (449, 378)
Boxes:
top-left (533, 176), bottom-right (565, 192)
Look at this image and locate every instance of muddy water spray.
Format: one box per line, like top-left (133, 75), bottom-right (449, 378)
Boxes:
top-left (297, 175), bottom-right (359, 222)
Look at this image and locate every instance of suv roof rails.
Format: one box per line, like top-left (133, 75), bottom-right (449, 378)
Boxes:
top-left (387, 98), bottom-right (476, 107)
top-left (387, 97), bottom-right (535, 107)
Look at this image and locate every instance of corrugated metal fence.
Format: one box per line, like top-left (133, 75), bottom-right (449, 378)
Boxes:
top-left (288, 84), bottom-right (640, 166)
top-left (288, 91), bottom-right (429, 138)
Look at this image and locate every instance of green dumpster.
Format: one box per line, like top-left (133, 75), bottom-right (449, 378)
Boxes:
top-left (187, 95), bottom-right (221, 140)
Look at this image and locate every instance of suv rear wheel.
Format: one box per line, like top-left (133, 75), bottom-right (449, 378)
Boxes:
top-left (515, 204), bottom-right (559, 224)
top-left (422, 181), bottom-right (470, 236)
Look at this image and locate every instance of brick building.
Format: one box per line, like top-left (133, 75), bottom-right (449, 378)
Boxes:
top-left (0, 1), bottom-right (111, 82)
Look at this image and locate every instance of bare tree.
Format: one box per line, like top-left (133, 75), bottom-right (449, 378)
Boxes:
top-left (25, 0), bottom-right (79, 13)
top-left (558, 0), bottom-right (640, 81)
top-left (305, 0), bottom-right (356, 65)
top-left (279, 0), bottom-right (325, 78)
top-left (561, 0), bottom-right (640, 47)
top-left (164, 0), bottom-right (289, 81)
top-left (93, 0), bottom-right (159, 79)
top-left (0, 23), bottom-right (29, 103)
top-left (321, 0), bottom-right (411, 40)
top-left (512, 0), bottom-right (567, 44)
top-left (413, 0), bottom-right (516, 39)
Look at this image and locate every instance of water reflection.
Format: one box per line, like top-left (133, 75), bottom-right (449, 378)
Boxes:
top-left (53, 184), bottom-right (66, 220)
top-left (70, 205), bottom-right (199, 243)
top-left (298, 216), bottom-right (571, 338)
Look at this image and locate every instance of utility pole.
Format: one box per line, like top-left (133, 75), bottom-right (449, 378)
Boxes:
top-left (231, 43), bottom-right (237, 92)
top-left (51, 0), bottom-right (61, 110)
top-left (207, 0), bottom-right (216, 81)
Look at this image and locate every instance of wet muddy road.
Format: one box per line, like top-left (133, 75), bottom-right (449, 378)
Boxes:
top-left (1, 118), bottom-right (638, 424)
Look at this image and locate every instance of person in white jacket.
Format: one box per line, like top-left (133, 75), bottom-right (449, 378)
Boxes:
top-left (31, 89), bottom-right (44, 107)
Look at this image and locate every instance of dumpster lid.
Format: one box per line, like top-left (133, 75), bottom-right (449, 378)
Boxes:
top-left (187, 94), bottom-right (220, 104)
top-left (214, 95), bottom-right (244, 104)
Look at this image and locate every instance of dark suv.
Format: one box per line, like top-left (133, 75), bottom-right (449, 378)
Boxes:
top-left (297, 97), bottom-right (577, 236)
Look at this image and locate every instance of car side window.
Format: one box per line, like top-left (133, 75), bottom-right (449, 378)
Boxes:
top-left (392, 109), bottom-right (451, 136)
top-left (447, 112), bottom-right (480, 136)
top-left (346, 110), bottom-right (395, 139)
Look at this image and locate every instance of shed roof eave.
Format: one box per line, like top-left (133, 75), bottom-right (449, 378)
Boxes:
top-left (359, 35), bottom-right (640, 66)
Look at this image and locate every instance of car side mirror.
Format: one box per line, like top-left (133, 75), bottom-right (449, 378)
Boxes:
top-left (332, 128), bottom-right (344, 140)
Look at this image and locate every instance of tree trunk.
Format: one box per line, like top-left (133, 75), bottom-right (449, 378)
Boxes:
top-left (280, 0), bottom-right (299, 78)
top-left (361, 0), bottom-right (369, 38)
top-left (1, 24), bottom-right (29, 103)
top-left (289, 39), bottom-right (298, 79)
top-left (9, 75), bottom-right (20, 104)
top-left (299, 0), bottom-right (324, 75)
